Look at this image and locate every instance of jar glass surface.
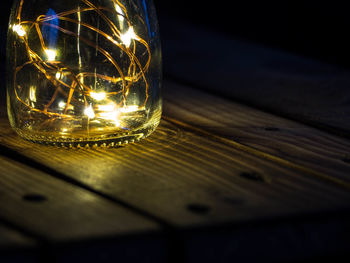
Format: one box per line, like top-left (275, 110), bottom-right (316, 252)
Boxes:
top-left (7, 0), bottom-right (162, 146)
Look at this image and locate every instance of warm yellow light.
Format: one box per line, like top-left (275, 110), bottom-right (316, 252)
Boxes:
top-left (120, 105), bottom-right (139, 113)
top-left (97, 103), bottom-right (121, 127)
top-left (9, 0), bottom-right (158, 145)
top-left (58, 101), bottom-right (66, 109)
top-left (29, 86), bottom-right (37, 102)
top-left (99, 111), bottom-right (121, 127)
top-left (114, 3), bottom-right (124, 26)
top-left (55, 72), bottom-right (62, 79)
top-left (84, 105), bottom-right (95, 119)
top-left (114, 119), bottom-right (121, 127)
top-left (45, 49), bottom-right (57, 61)
top-left (12, 24), bottom-right (26, 37)
top-left (120, 27), bottom-right (137, 48)
top-left (115, 3), bottom-right (124, 17)
top-left (97, 103), bottom-right (115, 112)
top-left (90, 91), bottom-right (106, 101)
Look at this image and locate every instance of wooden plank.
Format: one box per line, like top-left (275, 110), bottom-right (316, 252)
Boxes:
top-left (161, 18), bottom-right (350, 135)
top-left (0, 155), bottom-right (159, 242)
top-left (163, 80), bottom-right (350, 184)
top-left (1, 116), bottom-right (350, 229)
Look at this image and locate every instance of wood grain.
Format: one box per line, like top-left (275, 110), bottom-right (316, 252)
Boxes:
top-left (0, 155), bottom-right (159, 242)
top-left (1, 117), bottom-right (350, 229)
top-left (163, 80), bottom-right (350, 185)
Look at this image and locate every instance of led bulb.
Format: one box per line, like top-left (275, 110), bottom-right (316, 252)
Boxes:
top-left (45, 49), bottom-right (57, 61)
top-left (12, 24), bottom-right (26, 37)
top-left (84, 105), bottom-right (95, 119)
top-left (120, 27), bottom-right (137, 48)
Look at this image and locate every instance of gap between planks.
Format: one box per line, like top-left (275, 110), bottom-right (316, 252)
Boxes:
top-left (0, 144), bottom-right (172, 229)
top-left (0, 155), bottom-right (160, 241)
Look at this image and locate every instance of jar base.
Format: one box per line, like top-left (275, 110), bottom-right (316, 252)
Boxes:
top-left (14, 122), bottom-right (159, 148)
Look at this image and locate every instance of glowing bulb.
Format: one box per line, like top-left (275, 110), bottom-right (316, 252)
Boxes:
top-left (58, 101), bottom-right (66, 109)
top-left (90, 91), bottom-right (106, 101)
top-left (120, 27), bottom-right (137, 48)
top-left (84, 105), bottom-right (95, 119)
top-left (55, 72), bottom-right (62, 79)
top-left (12, 24), bottom-right (26, 37)
top-left (45, 49), bottom-right (57, 61)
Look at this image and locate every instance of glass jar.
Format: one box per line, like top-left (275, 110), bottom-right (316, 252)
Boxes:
top-left (7, 0), bottom-right (162, 147)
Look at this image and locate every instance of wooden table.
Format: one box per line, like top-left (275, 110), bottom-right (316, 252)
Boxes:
top-left (1, 18), bottom-right (350, 263)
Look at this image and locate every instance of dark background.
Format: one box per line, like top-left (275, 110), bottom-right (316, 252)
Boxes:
top-left (1, 0), bottom-right (350, 69)
top-left (155, 0), bottom-right (350, 68)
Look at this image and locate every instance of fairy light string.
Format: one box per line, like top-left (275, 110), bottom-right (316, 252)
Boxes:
top-left (12, 0), bottom-right (151, 121)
